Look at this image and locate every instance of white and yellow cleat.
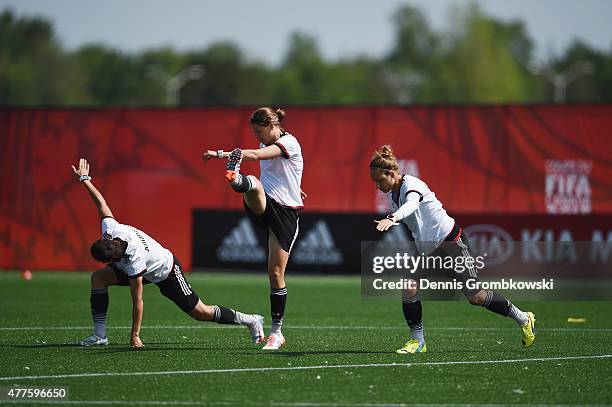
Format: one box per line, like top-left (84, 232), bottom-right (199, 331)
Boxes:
top-left (262, 333), bottom-right (285, 350)
top-left (396, 338), bottom-right (427, 354)
top-left (521, 312), bottom-right (536, 348)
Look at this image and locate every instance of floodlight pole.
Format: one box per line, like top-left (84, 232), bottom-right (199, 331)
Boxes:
top-left (148, 65), bottom-right (205, 106)
top-left (530, 60), bottom-right (594, 103)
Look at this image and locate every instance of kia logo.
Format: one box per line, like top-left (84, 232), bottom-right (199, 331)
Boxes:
top-left (463, 224), bottom-right (514, 267)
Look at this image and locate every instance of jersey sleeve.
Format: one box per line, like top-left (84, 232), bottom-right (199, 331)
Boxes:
top-left (393, 192), bottom-right (420, 221)
top-left (101, 217), bottom-right (119, 240)
top-left (402, 177), bottom-right (425, 202)
top-left (274, 135), bottom-right (300, 159)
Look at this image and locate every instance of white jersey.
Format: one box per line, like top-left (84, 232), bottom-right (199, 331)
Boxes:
top-left (102, 217), bottom-right (173, 283)
top-left (259, 133), bottom-right (304, 208)
top-left (390, 175), bottom-right (455, 255)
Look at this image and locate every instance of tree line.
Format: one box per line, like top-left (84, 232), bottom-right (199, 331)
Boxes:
top-left (1, 3), bottom-right (611, 106)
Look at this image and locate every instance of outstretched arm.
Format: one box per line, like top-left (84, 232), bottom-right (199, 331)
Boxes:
top-left (71, 158), bottom-right (114, 220)
top-left (241, 145), bottom-right (283, 161)
top-left (374, 192), bottom-right (420, 232)
top-left (202, 145), bottom-right (283, 162)
top-left (129, 276), bottom-right (145, 348)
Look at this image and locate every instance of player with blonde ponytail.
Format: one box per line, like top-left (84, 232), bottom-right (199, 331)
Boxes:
top-left (370, 145), bottom-right (535, 354)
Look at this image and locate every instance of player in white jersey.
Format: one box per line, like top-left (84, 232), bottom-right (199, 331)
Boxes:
top-left (203, 107), bottom-right (305, 350)
top-left (71, 158), bottom-right (264, 348)
top-left (370, 145), bottom-right (535, 353)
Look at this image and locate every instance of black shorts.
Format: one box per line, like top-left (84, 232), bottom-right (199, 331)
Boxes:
top-left (111, 257), bottom-right (200, 313)
top-left (428, 223), bottom-right (481, 297)
top-left (244, 193), bottom-right (300, 253)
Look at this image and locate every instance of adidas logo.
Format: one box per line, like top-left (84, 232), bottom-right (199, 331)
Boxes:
top-left (216, 218), bottom-right (266, 263)
top-left (293, 220), bottom-right (343, 265)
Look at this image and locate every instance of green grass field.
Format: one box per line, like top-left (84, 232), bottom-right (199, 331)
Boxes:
top-left (1, 271), bottom-right (611, 406)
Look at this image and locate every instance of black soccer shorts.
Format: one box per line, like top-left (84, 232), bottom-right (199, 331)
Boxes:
top-left (244, 193), bottom-right (300, 253)
top-left (111, 257), bottom-right (200, 313)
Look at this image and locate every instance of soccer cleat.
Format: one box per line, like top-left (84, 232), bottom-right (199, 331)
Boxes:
top-left (521, 312), bottom-right (536, 348)
top-left (225, 148), bottom-right (243, 182)
top-left (396, 338), bottom-right (427, 354)
top-left (262, 333), bottom-right (285, 350)
top-left (77, 334), bottom-right (109, 347)
top-left (249, 314), bottom-right (265, 345)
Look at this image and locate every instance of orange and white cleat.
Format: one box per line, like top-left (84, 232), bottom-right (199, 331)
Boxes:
top-left (262, 333), bottom-right (285, 350)
top-left (225, 148), bottom-right (243, 182)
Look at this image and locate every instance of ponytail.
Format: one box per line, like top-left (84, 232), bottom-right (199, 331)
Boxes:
top-left (370, 145), bottom-right (399, 172)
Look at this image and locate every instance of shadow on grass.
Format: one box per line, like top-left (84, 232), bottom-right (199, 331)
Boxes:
top-left (235, 350), bottom-right (392, 357)
top-left (0, 343), bottom-right (227, 352)
top-left (0, 343), bottom-right (80, 349)
top-left (91, 346), bottom-right (226, 354)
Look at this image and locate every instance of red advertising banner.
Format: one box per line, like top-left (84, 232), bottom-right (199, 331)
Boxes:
top-left (1, 105), bottom-right (612, 271)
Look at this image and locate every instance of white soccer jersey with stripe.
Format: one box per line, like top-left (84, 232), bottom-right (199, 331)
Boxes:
top-left (101, 217), bottom-right (173, 283)
top-left (259, 133), bottom-right (304, 208)
top-left (390, 175), bottom-right (455, 255)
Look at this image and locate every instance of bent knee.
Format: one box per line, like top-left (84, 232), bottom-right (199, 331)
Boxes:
top-left (467, 290), bottom-right (487, 306)
top-left (189, 302), bottom-right (214, 321)
top-left (402, 288), bottom-right (419, 301)
top-left (91, 269), bottom-right (109, 286)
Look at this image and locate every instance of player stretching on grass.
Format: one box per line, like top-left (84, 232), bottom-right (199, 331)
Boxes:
top-left (370, 145), bottom-right (535, 354)
top-left (203, 107), bottom-right (304, 350)
top-left (72, 158), bottom-right (264, 348)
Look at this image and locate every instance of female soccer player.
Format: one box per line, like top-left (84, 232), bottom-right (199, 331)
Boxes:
top-left (370, 145), bottom-right (535, 354)
top-left (203, 107), bottom-right (304, 350)
top-left (72, 159), bottom-right (264, 348)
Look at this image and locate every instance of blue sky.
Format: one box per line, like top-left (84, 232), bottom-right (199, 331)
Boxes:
top-left (1, 0), bottom-right (611, 65)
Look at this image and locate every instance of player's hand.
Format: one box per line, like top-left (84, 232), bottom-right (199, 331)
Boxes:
top-left (374, 218), bottom-right (397, 232)
top-left (300, 189), bottom-right (308, 200)
top-left (71, 158), bottom-right (90, 178)
top-left (130, 334), bottom-right (144, 348)
top-left (203, 150), bottom-right (223, 161)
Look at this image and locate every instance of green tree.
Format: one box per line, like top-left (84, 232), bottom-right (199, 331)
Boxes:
top-left (384, 5), bottom-right (440, 102)
top-left (183, 42), bottom-right (271, 106)
top-left (549, 40), bottom-right (612, 102)
top-left (0, 9), bottom-right (86, 105)
top-left (75, 45), bottom-right (144, 105)
top-left (427, 3), bottom-right (535, 103)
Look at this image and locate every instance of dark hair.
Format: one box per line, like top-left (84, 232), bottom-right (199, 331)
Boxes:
top-left (370, 145), bottom-right (399, 172)
top-left (90, 239), bottom-right (124, 263)
top-left (250, 107), bottom-right (285, 127)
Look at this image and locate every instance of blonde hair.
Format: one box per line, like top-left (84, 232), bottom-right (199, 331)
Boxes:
top-left (370, 145), bottom-right (399, 172)
top-left (250, 107), bottom-right (285, 127)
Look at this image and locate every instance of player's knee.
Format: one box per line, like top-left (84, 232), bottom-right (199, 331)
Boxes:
top-left (91, 269), bottom-right (108, 287)
top-left (402, 288), bottom-right (418, 300)
top-left (189, 302), bottom-right (214, 321)
top-left (268, 266), bottom-right (284, 283)
top-left (467, 290), bottom-right (486, 306)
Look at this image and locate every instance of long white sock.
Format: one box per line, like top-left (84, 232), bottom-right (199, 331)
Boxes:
top-left (233, 311), bottom-right (256, 326)
top-left (508, 304), bottom-right (529, 325)
top-left (409, 323), bottom-right (425, 344)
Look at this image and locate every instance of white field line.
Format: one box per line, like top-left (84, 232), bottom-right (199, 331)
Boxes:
top-left (0, 354), bottom-right (611, 382)
top-left (1, 325), bottom-right (611, 332)
top-left (0, 402), bottom-right (610, 407)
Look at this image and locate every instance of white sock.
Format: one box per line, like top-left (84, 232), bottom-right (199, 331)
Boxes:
top-left (409, 323), bottom-right (425, 344)
top-left (233, 311), bottom-right (255, 326)
top-left (270, 323), bottom-right (282, 336)
top-left (230, 172), bottom-right (243, 186)
top-left (93, 324), bottom-right (106, 338)
top-left (508, 304), bottom-right (529, 325)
